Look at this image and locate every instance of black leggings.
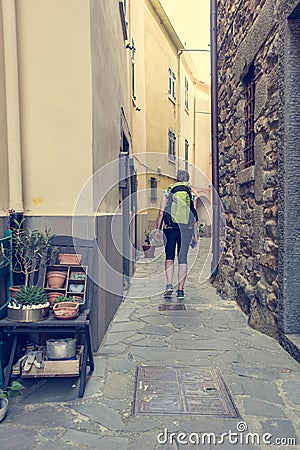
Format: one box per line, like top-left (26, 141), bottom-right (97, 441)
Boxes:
top-left (164, 227), bottom-right (193, 264)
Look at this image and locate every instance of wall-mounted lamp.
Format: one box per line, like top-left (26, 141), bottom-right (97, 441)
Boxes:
top-left (135, 107), bottom-right (141, 111)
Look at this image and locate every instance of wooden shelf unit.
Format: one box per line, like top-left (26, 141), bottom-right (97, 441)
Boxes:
top-left (43, 265), bottom-right (88, 305)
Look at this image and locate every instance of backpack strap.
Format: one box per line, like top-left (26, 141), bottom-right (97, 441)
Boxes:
top-left (169, 184), bottom-right (193, 200)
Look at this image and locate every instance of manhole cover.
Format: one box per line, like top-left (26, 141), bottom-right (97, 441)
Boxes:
top-left (158, 304), bottom-right (186, 311)
top-left (133, 366), bottom-right (239, 417)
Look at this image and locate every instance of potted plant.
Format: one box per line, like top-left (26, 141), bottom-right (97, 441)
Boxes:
top-left (46, 291), bottom-right (64, 306)
top-left (9, 219), bottom-right (58, 295)
top-left (142, 230), bottom-right (155, 258)
top-left (7, 286), bottom-right (50, 322)
top-left (198, 223), bottom-right (205, 236)
top-left (0, 381), bottom-right (25, 422)
top-left (53, 296), bottom-right (80, 320)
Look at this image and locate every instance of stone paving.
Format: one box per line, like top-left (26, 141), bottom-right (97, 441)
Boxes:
top-left (1, 238), bottom-right (300, 449)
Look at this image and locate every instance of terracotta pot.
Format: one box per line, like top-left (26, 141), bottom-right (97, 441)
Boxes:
top-left (53, 302), bottom-right (79, 320)
top-left (58, 253), bottom-right (82, 265)
top-left (9, 285), bottom-right (22, 299)
top-left (142, 245), bottom-right (155, 258)
top-left (47, 291), bottom-right (63, 306)
top-left (47, 271), bottom-right (67, 288)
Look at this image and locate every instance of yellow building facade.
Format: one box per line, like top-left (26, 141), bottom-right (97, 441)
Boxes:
top-left (0, 0), bottom-right (135, 349)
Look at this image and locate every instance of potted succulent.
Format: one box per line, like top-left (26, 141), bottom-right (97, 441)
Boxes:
top-left (53, 295), bottom-right (79, 304)
top-left (7, 286), bottom-right (49, 322)
top-left (0, 381), bottom-right (25, 422)
top-left (9, 219), bottom-right (58, 296)
top-left (142, 230), bottom-right (155, 258)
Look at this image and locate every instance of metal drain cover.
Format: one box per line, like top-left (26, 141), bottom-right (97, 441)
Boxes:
top-left (158, 304), bottom-right (186, 311)
top-left (133, 366), bottom-right (239, 417)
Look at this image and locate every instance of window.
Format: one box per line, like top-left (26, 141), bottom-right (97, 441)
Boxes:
top-left (184, 139), bottom-right (189, 170)
top-left (131, 38), bottom-right (136, 101)
top-left (150, 177), bottom-right (157, 201)
top-left (168, 130), bottom-right (176, 161)
top-left (168, 68), bottom-right (176, 102)
top-left (243, 64), bottom-right (255, 168)
top-left (184, 77), bottom-right (189, 110)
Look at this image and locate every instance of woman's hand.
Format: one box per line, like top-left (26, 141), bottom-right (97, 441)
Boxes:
top-left (154, 229), bottom-right (163, 241)
top-left (190, 235), bottom-right (198, 248)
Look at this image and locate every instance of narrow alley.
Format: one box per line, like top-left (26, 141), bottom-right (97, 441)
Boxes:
top-left (1, 238), bottom-right (299, 449)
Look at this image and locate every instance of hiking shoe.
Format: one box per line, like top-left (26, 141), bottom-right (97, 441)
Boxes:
top-left (177, 289), bottom-right (185, 300)
top-left (164, 284), bottom-right (173, 298)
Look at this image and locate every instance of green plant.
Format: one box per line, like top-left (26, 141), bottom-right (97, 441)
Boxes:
top-left (0, 381), bottom-right (25, 399)
top-left (198, 223), bottom-right (205, 235)
top-left (144, 230), bottom-right (151, 245)
top-left (53, 295), bottom-right (78, 304)
top-left (14, 286), bottom-right (47, 307)
top-left (11, 218), bottom-right (58, 286)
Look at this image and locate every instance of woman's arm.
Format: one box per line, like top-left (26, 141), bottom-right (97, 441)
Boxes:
top-left (155, 195), bottom-right (167, 239)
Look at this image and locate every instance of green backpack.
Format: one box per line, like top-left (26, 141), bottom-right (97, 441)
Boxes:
top-left (163, 182), bottom-right (198, 227)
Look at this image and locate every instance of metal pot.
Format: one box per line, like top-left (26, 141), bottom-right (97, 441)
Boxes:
top-left (0, 398), bottom-right (8, 422)
top-left (7, 305), bottom-right (49, 322)
top-left (46, 338), bottom-right (77, 359)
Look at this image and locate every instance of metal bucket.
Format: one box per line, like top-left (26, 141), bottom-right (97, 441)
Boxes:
top-left (6, 305), bottom-right (49, 322)
top-left (0, 398), bottom-right (8, 422)
top-left (46, 338), bottom-right (77, 359)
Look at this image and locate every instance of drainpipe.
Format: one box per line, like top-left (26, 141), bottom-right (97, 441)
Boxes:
top-left (2, 0), bottom-right (24, 227)
top-left (210, 0), bottom-right (220, 275)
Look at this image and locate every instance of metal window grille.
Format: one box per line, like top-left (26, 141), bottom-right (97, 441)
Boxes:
top-left (244, 65), bottom-right (255, 168)
top-left (168, 130), bottom-right (176, 161)
top-left (168, 68), bottom-right (176, 100)
top-left (185, 77), bottom-right (189, 110)
top-left (150, 177), bottom-right (158, 201)
top-left (185, 139), bottom-right (189, 170)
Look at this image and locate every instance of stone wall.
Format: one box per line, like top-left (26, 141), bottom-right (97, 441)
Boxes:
top-left (215, 0), bottom-right (300, 339)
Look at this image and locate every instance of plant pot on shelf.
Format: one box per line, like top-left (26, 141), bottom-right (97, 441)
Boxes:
top-left (47, 291), bottom-right (63, 306)
top-left (7, 286), bottom-right (49, 322)
top-left (53, 301), bottom-right (80, 320)
top-left (58, 253), bottom-right (82, 265)
top-left (7, 304), bottom-right (49, 322)
top-left (47, 271), bottom-right (67, 288)
top-left (142, 245), bottom-right (155, 258)
top-left (9, 285), bottom-right (22, 299)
